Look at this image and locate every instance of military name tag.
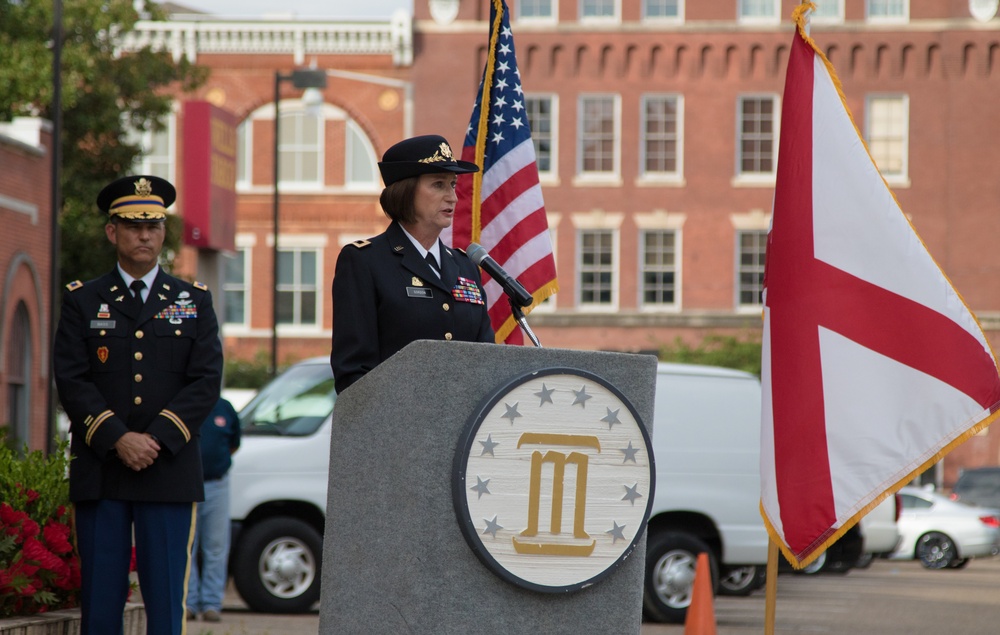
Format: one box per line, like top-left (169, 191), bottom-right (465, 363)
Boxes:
top-left (90, 320), bottom-right (116, 329)
top-left (407, 287), bottom-right (432, 298)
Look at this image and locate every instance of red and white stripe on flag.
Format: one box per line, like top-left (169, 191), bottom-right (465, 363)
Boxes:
top-left (760, 5), bottom-right (1000, 569)
top-left (445, 0), bottom-right (558, 345)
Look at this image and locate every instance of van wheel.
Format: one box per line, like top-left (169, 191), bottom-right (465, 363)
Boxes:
top-left (718, 564), bottom-right (764, 596)
top-left (232, 517), bottom-right (322, 613)
top-left (643, 531), bottom-right (717, 623)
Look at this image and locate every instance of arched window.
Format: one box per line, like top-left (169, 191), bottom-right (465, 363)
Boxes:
top-left (235, 101), bottom-right (379, 192)
top-left (6, 302), bottom-right (32, 446)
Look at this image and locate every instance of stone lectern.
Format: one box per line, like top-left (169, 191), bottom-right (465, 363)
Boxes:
top-left (319, 340), bottom-right (657, 634)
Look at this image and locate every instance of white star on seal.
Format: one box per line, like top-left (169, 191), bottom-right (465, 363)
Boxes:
top-left (572, 386), bottom-right (592, 408)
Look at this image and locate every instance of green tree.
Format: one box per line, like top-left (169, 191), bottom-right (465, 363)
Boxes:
top-left (659, 333), bottom-right (763, 377)
top-left (0, 0), bottom-right (206, 285)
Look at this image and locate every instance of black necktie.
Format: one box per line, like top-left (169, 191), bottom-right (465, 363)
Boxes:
top-left (130, 280), bottom-right (146, 311)
top-left (425, 252), bottom-right (440, 276)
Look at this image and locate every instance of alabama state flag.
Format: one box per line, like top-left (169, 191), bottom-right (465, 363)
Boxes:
top-left (760, 5), bottom-right (1000, 568)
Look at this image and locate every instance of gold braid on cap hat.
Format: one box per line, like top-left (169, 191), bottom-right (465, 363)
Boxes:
top-left (417, 142), bottom-right (455, 164)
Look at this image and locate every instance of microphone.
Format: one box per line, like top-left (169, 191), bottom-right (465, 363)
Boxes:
top-left (466, 243), bottom-right (534, 308)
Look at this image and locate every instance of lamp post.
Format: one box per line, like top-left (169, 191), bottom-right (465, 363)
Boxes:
top-left (272, 68), bottom-right (327, 376)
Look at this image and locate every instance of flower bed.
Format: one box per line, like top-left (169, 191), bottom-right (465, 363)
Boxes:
top-left (0, 603), bottom-right (145, 635)
top-left (0, 434), bottom-right (78, 617)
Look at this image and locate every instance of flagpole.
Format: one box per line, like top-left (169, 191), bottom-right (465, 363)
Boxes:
top-left (469, 0), bottom-right (506, 244)
top-left (764, 539), bottom-right (779, 634)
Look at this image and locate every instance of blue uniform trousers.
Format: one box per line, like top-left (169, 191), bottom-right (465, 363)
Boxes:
top-left (75, 500), bottom-right (196, 635)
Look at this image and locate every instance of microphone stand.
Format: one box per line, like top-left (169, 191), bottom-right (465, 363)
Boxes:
top-left (510, 298), bottom-right (542, 347)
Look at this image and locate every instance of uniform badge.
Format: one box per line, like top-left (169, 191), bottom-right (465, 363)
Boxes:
top-left (96, 346), bottom-right (109, 364)
top-left (407, 287), bottom-right (432, 298)
top-left (110, 285), bottom-right (119, 292)
top-left (214, 416), bottom-right (227, 427)
top-left (97, 304), bottom-right (111, 319)
top-left (412, 277), bottom-right (424, 287)
top-left (158, 293), bottom-right (167, 301)
top-left (115, 295), bottom-right (125, 303)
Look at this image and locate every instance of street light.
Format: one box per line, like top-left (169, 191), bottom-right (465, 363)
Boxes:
top-left (272, 68), bottom-right (327, 376)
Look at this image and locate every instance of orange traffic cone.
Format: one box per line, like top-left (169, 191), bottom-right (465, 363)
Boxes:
top-left (684, 551), bottom-right (717, 635)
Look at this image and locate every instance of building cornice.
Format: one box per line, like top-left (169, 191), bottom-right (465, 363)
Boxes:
top-left (120, 13), bottom-right (413, 66)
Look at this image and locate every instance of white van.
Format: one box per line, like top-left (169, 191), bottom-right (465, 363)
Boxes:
top-left (228, 358), bottom-right (894, 619)
top-left (643, 363), bottom-right (768, 623)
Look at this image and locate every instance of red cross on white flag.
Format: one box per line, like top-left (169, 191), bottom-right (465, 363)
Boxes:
top-left (760, 6), bottom-right (1000, 568)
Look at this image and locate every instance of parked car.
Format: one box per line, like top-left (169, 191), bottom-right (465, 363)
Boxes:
top-left (890, 486), bottom-right (1000, 569)
top-left (950, 466), bottom-right (1000, 510)
top-left (855, 492), bottom-right (903, 568)
top-left (644, 364), bottom-right (768, 620)
top-left (228, 358), bottom-right (335, 613)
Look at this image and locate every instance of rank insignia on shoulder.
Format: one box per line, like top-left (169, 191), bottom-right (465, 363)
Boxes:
top-left (66, 280), bottom-right (83, 291)
top-left (193, 281), bottom-right (208, 291)
top-left (351, 239), bottom-right (371, 248)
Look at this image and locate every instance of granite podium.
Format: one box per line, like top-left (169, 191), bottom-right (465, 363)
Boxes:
top-left (319, 340), bottom-right (657, 634)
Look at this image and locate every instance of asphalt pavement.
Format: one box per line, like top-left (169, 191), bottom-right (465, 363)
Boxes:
top-left (181, 556), bottom-right (1000, 634)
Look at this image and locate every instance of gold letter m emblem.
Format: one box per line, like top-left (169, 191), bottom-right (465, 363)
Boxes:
top-left (512, 433), bottom-right (601, 556)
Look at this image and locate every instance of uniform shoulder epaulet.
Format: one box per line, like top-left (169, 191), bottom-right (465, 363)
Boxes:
top-left (193, 281), bottom-right (208, 291)
top-left (66, 280), bottom-right (83, 292)
top-left (455, 247), bottom-right (467, 255)
top-left (350, 239), bottom-right (371, 249)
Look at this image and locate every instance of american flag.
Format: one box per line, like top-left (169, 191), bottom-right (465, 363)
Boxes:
top-left (446, 0), bottom-right (558, 345)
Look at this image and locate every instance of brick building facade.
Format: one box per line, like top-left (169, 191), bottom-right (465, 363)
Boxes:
top-left (138, 0), bottom-right (1000, 484)
top-left (0, 118), bottom-right (53, 451)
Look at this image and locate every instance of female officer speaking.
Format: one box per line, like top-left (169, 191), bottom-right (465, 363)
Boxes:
top-left (330, 135), bottom-right (494, 391)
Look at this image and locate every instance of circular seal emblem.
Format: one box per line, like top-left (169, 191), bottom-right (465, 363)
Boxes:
top-left (453, 368), bottom-right (655, 593)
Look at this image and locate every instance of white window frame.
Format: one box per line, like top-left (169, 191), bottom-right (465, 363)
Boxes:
top-left (236, 118), bottom-right (253, 189)
top-left (866, 0), bottom-right (909, 24)
top-left (636, 210), bottom-right (686, 312)
top-left (576, 94), bottom-right (621, 185)
top-left (276, 102), bottom-right (324, 191)
top-left (865, 94), bottom-right (910, 185)
top-left (810, 0), bottom-right (845, 23)
top-left (221, 233), bottom-right (258, 337)
top-left (639, 93), bottom-right (684, 184)
top-left (516, 0), bottom-right (557, 22)
top-left (579, 0), bottom-right (620, 23)
top-left (734, 94), bottom-right (779, 185)
top-left (737, 0), bottom-right (780, 25)
top-left (643, 0), bottom-right (684, 23)
top-left (129, 108), bottom-right (176, 185)
top-left (222, 247), bottom-right (250, 327)
top-left (638, 229), bottom-right (680, 311)
top-left (269, 233), bottom-right (328, 335)
top-left (735, 229), bottom-right (768, 312)
top-left (525, 94), bottom-right (558, 184)
top-left (345, 119), bottom-right (380, 191)
top-left (571, 210), bottom-right (623, 311)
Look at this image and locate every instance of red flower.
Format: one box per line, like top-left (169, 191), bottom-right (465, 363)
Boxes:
top-left (24, 490), bottom-right (40, 505)
top-left (23, 537), bottom-right (66, 575)
top-left (42, 520), bottom-right (73, 555)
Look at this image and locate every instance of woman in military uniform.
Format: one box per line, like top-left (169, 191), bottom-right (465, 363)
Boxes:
top-left (330, 135), bottom-right (494, 391)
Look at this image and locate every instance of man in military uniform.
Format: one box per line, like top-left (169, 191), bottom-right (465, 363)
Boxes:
top-left (54, 175), bottom-right (223, 635)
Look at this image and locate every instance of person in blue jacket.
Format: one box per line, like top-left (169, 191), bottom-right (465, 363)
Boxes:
top-left (186, 397), bottom-right (241, 622)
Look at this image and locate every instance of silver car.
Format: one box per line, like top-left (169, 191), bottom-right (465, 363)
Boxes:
top-left (890, 486), bottom-right (1000, 569)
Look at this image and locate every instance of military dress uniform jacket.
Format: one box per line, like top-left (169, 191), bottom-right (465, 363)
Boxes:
top-left (54, 268), bottom-right (223, 503)
top-left (330, 221), bottom-right (495, 391)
